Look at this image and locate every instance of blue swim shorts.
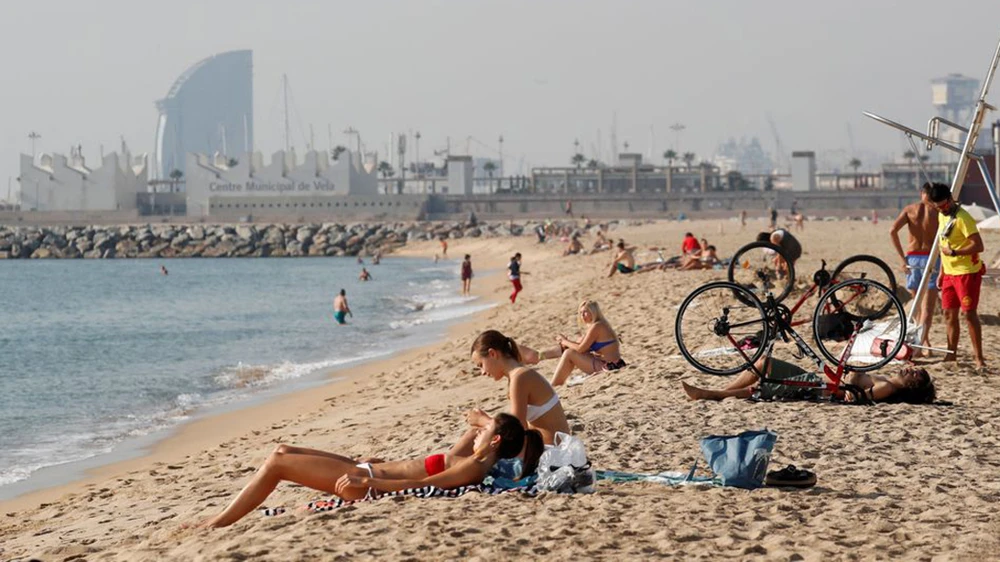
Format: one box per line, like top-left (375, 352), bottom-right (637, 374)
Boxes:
top-left (906, 254), bottom-right (938, 291)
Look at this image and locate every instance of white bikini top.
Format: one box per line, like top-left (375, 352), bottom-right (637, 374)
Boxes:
top-left (526, 391), bottom-right (560, 422)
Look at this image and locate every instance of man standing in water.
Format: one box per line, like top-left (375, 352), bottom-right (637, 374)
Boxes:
top-left (333, 289), bottom-right (353, 325)
top-left (928, 183), bottom-right (986, 369)
top-left (889, 182), bottom-right (939, 353)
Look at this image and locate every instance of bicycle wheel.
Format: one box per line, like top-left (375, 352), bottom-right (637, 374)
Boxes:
top-left (727, 241), bottom-right (795, 304)
top-left (675, 281), bottom-right (770, 376)
top-left (812, 279), bottom-right (906, 372)
top-left (831, 255), bottom-right (898, 319)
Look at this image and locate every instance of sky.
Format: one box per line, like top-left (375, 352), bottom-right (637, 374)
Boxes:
top-left (2, 0), bottom-right (999, 198)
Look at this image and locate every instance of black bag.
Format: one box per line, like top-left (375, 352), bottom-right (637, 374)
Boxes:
top-left (815, 312), bottom-right (855, 341)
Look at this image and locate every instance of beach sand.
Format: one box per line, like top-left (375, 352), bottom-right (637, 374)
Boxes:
top-left (2, 217), bottom-right (1000, 561)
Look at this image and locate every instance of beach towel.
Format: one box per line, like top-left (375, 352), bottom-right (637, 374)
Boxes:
top-left (596, 469), bottom-right (721, 487)
top-left (260, 483), bottom-right (539, 516)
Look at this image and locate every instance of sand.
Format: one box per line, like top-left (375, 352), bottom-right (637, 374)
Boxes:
top-left (2, 217), bottom-right (1000, 561)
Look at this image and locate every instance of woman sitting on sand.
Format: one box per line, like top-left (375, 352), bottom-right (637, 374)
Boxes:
top-left (682, 357), bottom-right (936, 404)
top-left (520, 300), bottom-right (626, 386)
top-left (457, 330), bottom-right (571, 451)
top-left (196, 412), bottom-right (542, 528)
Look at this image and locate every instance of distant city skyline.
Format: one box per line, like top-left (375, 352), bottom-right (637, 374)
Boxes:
top-left (2, 0), bottom-right (999, 200)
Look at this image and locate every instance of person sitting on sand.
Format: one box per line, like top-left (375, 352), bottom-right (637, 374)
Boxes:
top-left (608, 241), bottom-right (659, 275)
top-left (678, 245), bottom-right (720, 271)
top-left (194, 412), bottom-right (542, 528)
top-left (463, 330), bottom-right (571, 446)
top-left (564, 234), bottom-right (583, 256)
top-left (590, 230), bottom-right (610, 253)
top-left (681, 357), bottom-right (936, 404)
top-left (519, 300), bottom-right (626, 386)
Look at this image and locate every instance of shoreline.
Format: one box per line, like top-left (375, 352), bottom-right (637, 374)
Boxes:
top-left (0, 238), bottom-right (512, 513)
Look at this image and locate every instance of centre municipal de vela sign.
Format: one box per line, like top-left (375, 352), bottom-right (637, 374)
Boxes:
top-left (208, 180), bottom-right (337, 194)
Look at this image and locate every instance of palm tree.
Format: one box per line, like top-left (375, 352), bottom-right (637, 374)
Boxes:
top-left (331, 145), bottom-right (347, 161)
top-left (227, 157), bottom-right (239, 168)
top-left (377, 161), bottom-right (394, 178)
top-left (919, 155), bottom-right (930, 163)
top-left (903, 150), bottom-right (916, 165)
top-left (663, 149), bottom-right (677, 168)
top-left (571, 153), bottom-right (586, 169)
top-left (682, 152), bottom-right (696, 170)
top-left (849, 158), bottom-right (862, 173)
top-left (483, 161), bottom-right (497, 193)
top-left (587, 159), bottom-right (600, 169)
top-left (168, 168), bottom-right (184, 194)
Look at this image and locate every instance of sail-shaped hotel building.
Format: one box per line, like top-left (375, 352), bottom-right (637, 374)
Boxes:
top-left (153, 50), bottom-right (253, 180)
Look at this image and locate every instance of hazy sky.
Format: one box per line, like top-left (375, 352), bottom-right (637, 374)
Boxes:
top-left (2, 0), bottom-right (999, 195)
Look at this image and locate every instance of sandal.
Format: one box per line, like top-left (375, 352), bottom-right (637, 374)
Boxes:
top-left (765, 464), bottom-right (816, 488)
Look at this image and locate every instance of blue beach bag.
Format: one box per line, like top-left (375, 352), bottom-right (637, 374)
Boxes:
top-left (699, 429), bottom-right (778, 489)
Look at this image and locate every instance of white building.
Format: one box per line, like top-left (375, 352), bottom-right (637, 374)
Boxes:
top-left (18, 148), bottom-right (148, 211)
top-left (184, 149), bottom-right (385, 217)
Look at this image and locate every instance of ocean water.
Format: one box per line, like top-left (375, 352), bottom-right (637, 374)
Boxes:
top-left (0, 256), bottom-right (491, 498)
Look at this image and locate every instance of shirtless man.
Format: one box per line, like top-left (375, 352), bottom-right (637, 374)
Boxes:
top-left (359, 267), bottom-right (373, 281)
top-left (333, 289), bottom-right (353, 325)
top-left (608, 241), bottom-right (638, 276)
top-left (889, 182), bottom-right (939, 351)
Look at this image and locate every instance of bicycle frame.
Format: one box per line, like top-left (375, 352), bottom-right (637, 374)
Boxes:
top-left (727, 293), bottom-right (862, 397)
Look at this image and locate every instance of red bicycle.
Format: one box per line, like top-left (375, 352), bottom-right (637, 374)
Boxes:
top-left (727, 241), bottom-right (897, 328)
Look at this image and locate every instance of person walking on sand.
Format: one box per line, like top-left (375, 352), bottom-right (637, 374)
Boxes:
top-left (739, 209), bottom-right (747, 230)
top-left (333, 289), bottom-right (353, 325)
top-left (928, 183), bottom-right (987, 369)
top-left (508, 253), bottom-right (527, 303)
top-left (889, 182), bottom-right (939, 352)
top-left (439, 237), bottom-right (449, 258)
top-left (461, 254), bottom-right (473, 296)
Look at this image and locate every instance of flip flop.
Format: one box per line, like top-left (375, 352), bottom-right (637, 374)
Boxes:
top-left (765, 465), bottom-right (816, 488)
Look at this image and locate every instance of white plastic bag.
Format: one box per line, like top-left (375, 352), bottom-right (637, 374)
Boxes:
top-left (536, 432), bottom-right (595, 493)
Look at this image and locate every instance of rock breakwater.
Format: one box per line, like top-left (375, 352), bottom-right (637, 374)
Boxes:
top-left (0, 221), bottom-right (535, 259)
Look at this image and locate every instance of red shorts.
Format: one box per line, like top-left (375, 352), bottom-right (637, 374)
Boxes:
top-left (939, 269), bottom-right (984, 312)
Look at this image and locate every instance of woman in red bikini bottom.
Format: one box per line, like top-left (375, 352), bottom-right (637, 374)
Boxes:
top-left (194, 413), bottom-right (542, 528)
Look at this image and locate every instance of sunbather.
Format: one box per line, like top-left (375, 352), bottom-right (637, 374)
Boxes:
top-left (681, 357), bottom-right (936, 404)
top-left (463, 330), bottom-right (571, 447)
top-left (519, 300), bottom-right (626, 386)
top-left (195, 412), bottom-right (541, 528)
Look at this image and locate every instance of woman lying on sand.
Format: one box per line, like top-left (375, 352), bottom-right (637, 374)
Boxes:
top-left (458, 330), bottom-right (571, 451)
top-left (520, 300), bottom-right (626, 386)
top-left (196, 412), bottom-right (541, 528)
top-left (682, 357), bottom-right (936, 404)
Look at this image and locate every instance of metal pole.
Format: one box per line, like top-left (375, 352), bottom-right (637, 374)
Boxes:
top-left (994, 121), bottom-right (999, 201)
top-left (974, 157), bottom-right (1000, 215)
top-left (907, 36), bottom-right (1000, 324)
top-left (282, 74), bottom-right (290, 152)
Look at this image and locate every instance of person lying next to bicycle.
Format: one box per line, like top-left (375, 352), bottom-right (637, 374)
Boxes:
top-left (681, 357), bottom-right (936, 404)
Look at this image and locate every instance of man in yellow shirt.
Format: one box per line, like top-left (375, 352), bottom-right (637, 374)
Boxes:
top-left (928, 183), bottom-right (986, 369)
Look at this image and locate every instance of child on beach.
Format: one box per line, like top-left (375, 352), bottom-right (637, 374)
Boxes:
top-left (518, 301), bottom-right (626, 386)
top-left (508, 253), bottom-right (527, 303)
top-left (461, 254), bottom-right (473, 296)
top-left (194, 412), bottom-right (541, 528)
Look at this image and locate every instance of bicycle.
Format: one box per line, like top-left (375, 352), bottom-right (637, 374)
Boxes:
top-left (674, 275), bottom-right (907, 400)
top-left (727, 241), bottom-right (897, 328)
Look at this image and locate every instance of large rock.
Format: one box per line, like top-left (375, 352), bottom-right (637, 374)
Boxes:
top-left (30, 248), bottom-right (52, 259)
top-left (187, 226), bottom-right (205, 241)
top-left (236, 225), bottom-right (256, 241)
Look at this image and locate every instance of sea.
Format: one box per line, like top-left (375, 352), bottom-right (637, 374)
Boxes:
top-left (0, 256), bottom-right (492, 500)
